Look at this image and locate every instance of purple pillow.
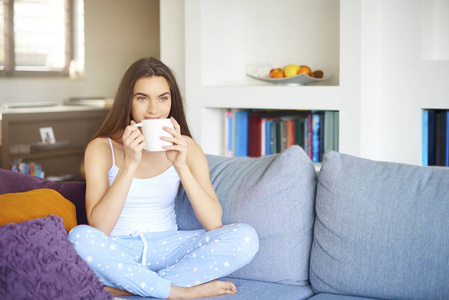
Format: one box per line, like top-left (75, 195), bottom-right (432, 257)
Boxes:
top-left (0, 168), bottom-right (87, 224)
top-left (0, 215), bottom-right (111, 299)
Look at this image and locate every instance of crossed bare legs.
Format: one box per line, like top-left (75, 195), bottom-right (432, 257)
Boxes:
top-left (104, 280), bottom-right (237, 299)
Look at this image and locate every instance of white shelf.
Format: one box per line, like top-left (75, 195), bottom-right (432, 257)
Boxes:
top-left (199, 86), bottom-right (341, 111)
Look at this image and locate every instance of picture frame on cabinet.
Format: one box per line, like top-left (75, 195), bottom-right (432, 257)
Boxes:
top-left (39, 127), bottom-right (56, 145)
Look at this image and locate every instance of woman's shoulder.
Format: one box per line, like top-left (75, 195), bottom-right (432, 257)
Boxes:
top-left (184, 135), bottom-right (202, 153)
top-left (86, 137), bottom-right (120, 159)
top-left (85, 137), bottom-right (114, 169)
top-left (86, 137), bottom-right (110, 151)
top-left (184, 135), bottom-right (208, 164)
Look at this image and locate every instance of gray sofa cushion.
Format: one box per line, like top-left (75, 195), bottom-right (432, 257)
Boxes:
top-left (175, 146), bottom-right (317, 286)
top-left (121, 278), bottom-right (314, 300)
top-left (308, 294), bottom-right (379, 300)
top-left (311, 151), bottom-right (449, 300)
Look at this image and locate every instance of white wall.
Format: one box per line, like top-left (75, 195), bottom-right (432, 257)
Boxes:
top-left (421, 0), bottom-right (449, 60)
top-left (160, 0), bottom-right (185, 97)
top-left (200, 0), bottom-right (340, 87)
top-left (0, 0), bottom-right (160, 105)
top-left (365, 0), bottom-right (449, 164)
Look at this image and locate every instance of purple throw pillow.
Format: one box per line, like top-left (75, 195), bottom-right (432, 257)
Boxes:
top-left (0, 215), bottom-right (111, 299)
top-left (0, 168), bottom-right (87, 225)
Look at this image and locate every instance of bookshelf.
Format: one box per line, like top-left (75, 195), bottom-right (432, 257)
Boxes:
top-left (223, 109), bottom-right (339, 161)
top-left (196, 85), bottom-right (342, 155)
top-left (181, 0), bottom-right (348, 157)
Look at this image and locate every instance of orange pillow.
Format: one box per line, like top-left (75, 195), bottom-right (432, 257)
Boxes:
top-left (0, 188), bottom-right (77, 232)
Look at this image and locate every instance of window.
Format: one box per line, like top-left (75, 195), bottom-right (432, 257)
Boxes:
top-left (0, 0), bottom-right (84, 77)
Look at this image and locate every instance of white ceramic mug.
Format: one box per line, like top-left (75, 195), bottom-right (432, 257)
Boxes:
top-left (134, 119), bottom-right (174, 151)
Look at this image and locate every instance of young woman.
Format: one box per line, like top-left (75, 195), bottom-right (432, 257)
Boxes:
top-left (67, 57), bottom-right (259, 299)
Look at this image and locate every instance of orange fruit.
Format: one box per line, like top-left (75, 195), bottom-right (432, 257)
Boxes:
top-left (269, 68), bottom-right (280, 75)
top-left (271, 69), bottom-right (285, 78)
top-left (297, 65), bottom-right (312, 76)
top-left (269, 68), bottom-right (281, 78)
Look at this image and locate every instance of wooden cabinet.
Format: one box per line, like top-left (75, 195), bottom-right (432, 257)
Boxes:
top-left (0, 106), bottom-right (109, 180)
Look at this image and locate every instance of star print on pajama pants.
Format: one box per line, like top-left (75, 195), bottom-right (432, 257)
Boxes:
top-left (67, 223), bottom-right (259, 299)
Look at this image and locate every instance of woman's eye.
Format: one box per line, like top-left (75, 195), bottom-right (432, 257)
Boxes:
top-left (160, 97), bottom-right (168, 102)
top-left (137, 97), bottom-right (147, 101)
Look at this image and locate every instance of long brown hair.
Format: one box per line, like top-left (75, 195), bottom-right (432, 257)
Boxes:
top-left (92, 57), bottom-right (192, 141)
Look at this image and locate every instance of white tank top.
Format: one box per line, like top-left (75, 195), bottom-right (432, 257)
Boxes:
top-left (107, 138), bottom-right (180, 236)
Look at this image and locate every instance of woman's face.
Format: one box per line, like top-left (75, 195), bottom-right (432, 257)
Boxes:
top-left (131, 76), bottom-right (172, 122)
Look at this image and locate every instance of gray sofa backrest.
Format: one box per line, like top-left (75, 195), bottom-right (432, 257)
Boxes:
top-left (176, 145), bottom-right (317, 286)
top-left (311, 151), bottom-right (449, 299)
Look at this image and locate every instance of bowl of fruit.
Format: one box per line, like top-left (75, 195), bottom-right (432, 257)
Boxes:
top-left (247, 64), bottom-right (332, 86)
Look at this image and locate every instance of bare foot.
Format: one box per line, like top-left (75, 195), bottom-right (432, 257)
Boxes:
top-left (103, 285), bottom-right (135, 297)
top-left (169, 280), bottom-right (237, 299)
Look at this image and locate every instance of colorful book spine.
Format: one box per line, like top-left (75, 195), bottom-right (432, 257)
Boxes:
top-left (324, 111), bottom-right (335, 155)
top-left (434, 111), bottom-right (447, 166)
top-left (265, 119), bottom-right (272, 155)
top-left (280, 120), bottom-right (287, 153)
top-left (225, 109), bottom-right (232, 157)
top-left (428, 110), bottom-right (435, 166)
top-left (307, 114), bottom-right (313, 159)
top-left (235, 110), bottom-right (249, 157)
top-left (286, 120), bottom-right (295, 148)
top-left (319, 112), bottom-right (324, 161)
top-left (260, 118), bottom-right (266, 156)
top-left (334, 111), bottom-right (340, 151)
top-left (10, 161), bottom-right (45, 178)
top-left (312, 113), bottom-right (321, 163)
top-left (446, 111), bottom-right (449, 167)
top-left (304, 118), bottom-right (309, 156)
top-left (422, 110), bottom-right (429, 166)
top-left (270, 120), bottom-right (277, 154)
top-left (248, 112), bottom-right (262, 157)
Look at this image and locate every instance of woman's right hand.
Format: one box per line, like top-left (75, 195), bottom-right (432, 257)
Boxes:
top-left (122, 120), bottom-right (146, 165)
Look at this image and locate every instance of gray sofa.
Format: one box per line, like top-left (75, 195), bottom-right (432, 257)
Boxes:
top-left (172, 146), bottom-right (449, 300)
top-left (1, 146), bottom-right (448, 299)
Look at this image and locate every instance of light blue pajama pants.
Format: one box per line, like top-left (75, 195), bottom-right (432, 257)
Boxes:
top-left (68, 223), bottom-right (259, 299)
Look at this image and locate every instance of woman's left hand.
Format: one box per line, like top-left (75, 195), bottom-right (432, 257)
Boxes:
top-left (163, 117), bottom-right (188, 167)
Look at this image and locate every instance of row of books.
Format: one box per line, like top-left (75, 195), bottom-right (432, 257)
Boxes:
top-left (10, 160), bottom-right (45, 178)
top-left (225, 109), bottom-right (339, 162)
top-left (422, 109), bottom-right (449, 167)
